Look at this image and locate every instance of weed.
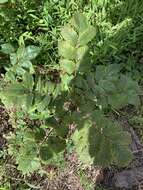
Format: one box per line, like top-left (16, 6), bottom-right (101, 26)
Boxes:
top-left (0, 0), bottom-right (143, 189)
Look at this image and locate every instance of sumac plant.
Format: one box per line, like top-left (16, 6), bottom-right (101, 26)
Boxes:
top-left (0, 13), bottom-right (141, 175)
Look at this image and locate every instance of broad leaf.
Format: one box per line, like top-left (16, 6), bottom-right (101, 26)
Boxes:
top-left (58, 41), bottom-right (76, 59)
top-left (78, 26), bottom-right (96, 46)
top-left (23, 72), bottom-right (34, 90)
top-left (61, 25), bottom-right (78, 46)
top-left (1, 43), bottom-right (15, 54)
top-left (73, 121), bottom-right (93, 164)
top-left (73, 113), bottom-right (133, 167)
top-left (112, 145), bottom-right (133, 166)
top-left (108, 93), bottom-right (128, 109)
top-left (128, 92), bottom-right (140, 107)
top-left (10, 53), bottom-right (17, 65)
top-left (95, 64), bottom-right (120, 82)
top-left (5, 70), bottom-right (15, 81)
top-left (4, 83), bottom-right (28, 96)
top-left (34, 128), bottom-right (46, 142)
top-left (47, 136), bottom-right (66, 153)
top-left (61, 74), bottom-right (74, 90)
top-left (24, 46), bottom-right (41, 60)
top-left (40, 145), bottom-right (53, 162)
top-left (72, 13), bottom-right (89, 33)
top-left (17, 157), bottom-right (40, 175)
top-left (76, 45), bottom-right (88, 61)
top-left (60, 59), bottom-right (75, 74)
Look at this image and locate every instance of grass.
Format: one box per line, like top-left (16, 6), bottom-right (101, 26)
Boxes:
top-left (1, 0), bottom-right (143, 189)
top-left (1, 0), bottom-right (143, 68)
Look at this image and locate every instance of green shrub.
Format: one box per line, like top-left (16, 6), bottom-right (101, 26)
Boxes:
top-left (0, 13), bottom-right (140, 175)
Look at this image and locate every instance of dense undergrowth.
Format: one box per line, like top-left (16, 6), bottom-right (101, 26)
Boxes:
top-left (0, 0), bottom-right (143, 190)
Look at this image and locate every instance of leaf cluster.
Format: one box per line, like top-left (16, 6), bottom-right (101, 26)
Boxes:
top-left (0, 13), bottom-right (141, 175)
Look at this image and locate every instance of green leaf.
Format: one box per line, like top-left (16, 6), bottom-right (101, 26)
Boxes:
top-left (58, 41), bottom-right (76, 59)
top-left (97, 96), bottom-right (108, 109)
top-left (17, 157), bottom-right (41, 175)
top-left (60, 59), bottom-right (75, 74)
top-left (1, 82), bottom-right (32, 109)
top-left (78, 26), bottom-right (96, 46)
top-left (20, 59), bottom-right (32, 68)
top-left (72, 13), bottom-right (89, 33)
top-left (61, 25), bottom-right (78, 46)
top-left (95, 64), bottom-right (120, 82)
top-left (5, 70), bottom-right (15, 81)
top-left (93, 138), bottom-right (112, 166)
top-left (40, 145), bottom-right (53, 162)
top-left (4, 83), bottom-right (28, 96)
top-left (34, 128), bottom-right (46, 142)
top-left (73, 121), bottom-right (93, 164)
top-left (99, 80), bottom-right (116, 92)
top-left (23, 72), bottom-right (34, 90)
top-left (108, 93), bottom-right (128, 109)
top-left (10, 53), bottom-right (17, 65)
top-left (17, 46), bottom-right (25, 60)
top-left (36, 95), bottom-right (51, 111)
top-left (14, 138), bottom-right (41, 175)
top-left (95, 65), bottom-right (140, 110)
top-left (25, 94), bottom-right (33, 109)
top-left (61, 74), bottom-right (74, 91)
top-left (73, 113), bottom-right (133, 167)
top-left (112, 145), bottom-right (133, 166)
top-left (45, 117), bottom-right (68, 137)
top-left (16, 45), bottom-right (40, 63)
top-left (76, 45), bottom-right (88, 61)
top-left (24, 46), bottom-right (41, 60)
top-left (48, 136), bottom-right (66, 153)
top-left (14, 65), bottom-right (26, 75)
top-left (23, 129), bottom-right (34, 141)
top-left (1, 43), bottom-right (15, 54)
top-left (128, 93), bottom-right (140, 107)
